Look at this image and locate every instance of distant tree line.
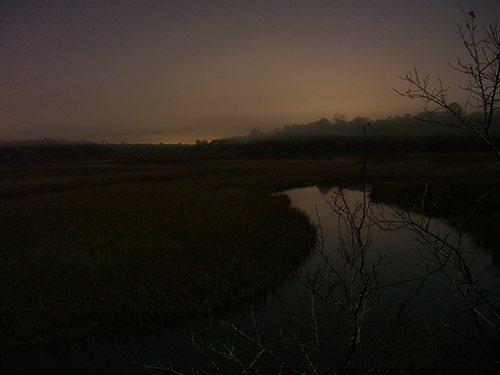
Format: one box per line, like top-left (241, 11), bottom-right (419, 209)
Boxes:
top-left (0, 140), bottom-right (193, 163)
top-left (2, 111), bottom-right (499, 163)
top-left (0, 141), bottom-right (109, 163)
top-left (192, 112), bottom-right (500, 154)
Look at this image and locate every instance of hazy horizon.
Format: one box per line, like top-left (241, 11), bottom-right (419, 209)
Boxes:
top-left (3, 1), bottom-right (499, 144)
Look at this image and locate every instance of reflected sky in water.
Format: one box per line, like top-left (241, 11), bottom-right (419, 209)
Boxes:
top-left (3, 186), bottom-right (499, 374)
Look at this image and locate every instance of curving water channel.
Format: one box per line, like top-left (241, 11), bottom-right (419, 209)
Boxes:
top-left (2, 186), bottom-right (499, 374)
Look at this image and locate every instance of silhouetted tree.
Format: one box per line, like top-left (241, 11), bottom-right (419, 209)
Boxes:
top-left (396, 7), bottom-right (500, 161)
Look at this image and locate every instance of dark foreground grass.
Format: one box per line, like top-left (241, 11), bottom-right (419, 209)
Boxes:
top-left (0, 180), bottom-right (316, 347)
top-left (1, 152), bottom-right (499, 348)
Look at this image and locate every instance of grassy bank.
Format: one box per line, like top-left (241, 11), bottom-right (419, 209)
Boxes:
top-left (0, 180), bottom-right (316, 347)
top-left (1, 152), bottom-right (499, 348)
top-left (368, 153), bottom-right (500, 254)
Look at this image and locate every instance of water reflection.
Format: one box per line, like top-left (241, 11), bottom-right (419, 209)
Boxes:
top-left (285, 186), bottom-right (500, 373)
top-left (287, 186), bottom-right (498, 309)
top-left (3, 186), bottom-right (499, 374)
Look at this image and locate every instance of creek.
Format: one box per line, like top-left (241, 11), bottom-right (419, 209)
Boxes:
top-left (2, 186), bottom-right (499, 374)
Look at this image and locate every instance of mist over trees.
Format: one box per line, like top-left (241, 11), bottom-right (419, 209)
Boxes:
top-left (2, 110), bottom-right (499, 163)
top-left (193, 111), bottom-right (500, 154)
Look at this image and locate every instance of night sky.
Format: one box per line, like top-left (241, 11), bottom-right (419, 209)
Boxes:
top-left (2, 1), bottom-right (499, 144)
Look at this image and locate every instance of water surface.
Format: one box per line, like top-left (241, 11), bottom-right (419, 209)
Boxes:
top-left (3, 186), bottom-right (499, 374)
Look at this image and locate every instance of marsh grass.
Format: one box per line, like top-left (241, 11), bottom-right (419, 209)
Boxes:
top-left (0, 175), bottom-right (317, 347)
top-left (1, 152), bottom-right (499, 348)
top-left (371, 180), bottom-right (500, 257)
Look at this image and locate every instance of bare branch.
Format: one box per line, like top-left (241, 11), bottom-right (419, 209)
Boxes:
top-left (396, 8), bottom-right (500, 163)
